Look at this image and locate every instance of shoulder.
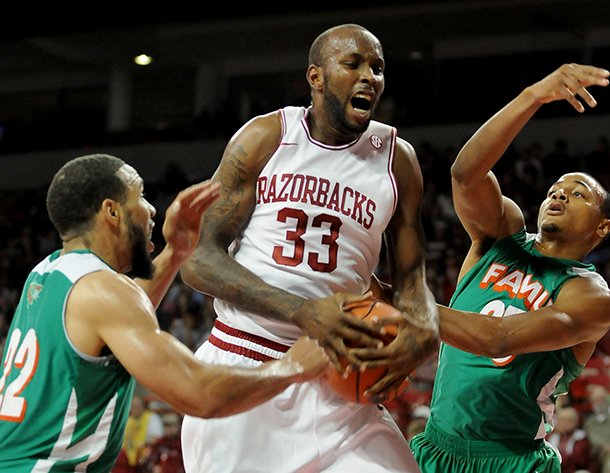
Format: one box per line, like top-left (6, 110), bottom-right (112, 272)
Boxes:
top-left (558, 270), bottom-right (610, 353)
top-left (394, 137), bottom-right (417, 163)
top-left (231, 109), bottom-right (284, 147)
top-left (65, 271), bottom-right (157, 355)
top-left (558, 270), bottom-right (610, 316)
top-left (564, 269), bottom-right (610, 294)
top-left (392, 137), bottom-right (423, 191)
top-left (69, 270), bottom-right (153, 316)
top-left (223, 109), bottom-right (284, 172)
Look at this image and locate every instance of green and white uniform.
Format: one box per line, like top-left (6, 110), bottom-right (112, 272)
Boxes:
top-left (0, 250), bottom-right (135, 472)
top-left (412, 229), bottom-right (604, 473)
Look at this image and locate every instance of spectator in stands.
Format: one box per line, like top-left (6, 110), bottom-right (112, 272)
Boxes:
top-left (583, 385), bottom-right (610, 473)
top-left (122, 393), bottom-right (164, 469)
top-left (548, 405), bottom-right (600, 473)
top-left (147, 411), bottom-right (185, 473)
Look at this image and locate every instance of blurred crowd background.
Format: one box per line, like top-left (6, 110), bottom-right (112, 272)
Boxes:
top-left (1, 2), bottom-right (610, 472)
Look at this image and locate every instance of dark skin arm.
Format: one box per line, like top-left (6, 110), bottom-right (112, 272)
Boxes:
top-left (67, 272), bottom-right (331, 418)
top-left (444, 64), bottom-right (610, 365)
top-left (452, 64), bottom-right (609, 251)
top-left (180, 111), bottom-right (386, 371)
top-left (440, 274), bottom-right (610, 365)
top-left (351, 138), bottom-right (440, 402)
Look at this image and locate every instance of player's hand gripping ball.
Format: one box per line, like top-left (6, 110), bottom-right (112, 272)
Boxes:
top-left (325, 299), bottom-right (410, 404)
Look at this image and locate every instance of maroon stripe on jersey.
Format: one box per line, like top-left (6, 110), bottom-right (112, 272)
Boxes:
top-left (387, 126), bottom-right (398, 214)
top-left (208, 333), bottom-right (277, 362)
top-left (214, 320), bottom-right (291, 353)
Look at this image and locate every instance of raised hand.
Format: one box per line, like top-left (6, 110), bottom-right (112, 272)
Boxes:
top-left (162, 180), bottom-right (221, 260)
top-left (529, 63), bottom-right (609, 112)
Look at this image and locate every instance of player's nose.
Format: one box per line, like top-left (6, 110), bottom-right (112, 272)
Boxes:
top-left (550, 189), bottom-right (568, 201)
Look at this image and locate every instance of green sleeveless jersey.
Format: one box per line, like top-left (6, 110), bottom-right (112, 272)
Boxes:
top-left (0, 250), bottom-right (135, 472)
top-left (430, 229), bottom-right (601, 442)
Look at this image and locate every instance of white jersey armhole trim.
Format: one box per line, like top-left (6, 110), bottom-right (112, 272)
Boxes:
top-left (55, 253), bottom-right (119, 366)
top-left (388, 127), bottom-right (399, 215)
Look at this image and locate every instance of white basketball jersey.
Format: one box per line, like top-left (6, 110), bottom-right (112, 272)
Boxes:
top-left (214, 106), bottom-right (398, 342)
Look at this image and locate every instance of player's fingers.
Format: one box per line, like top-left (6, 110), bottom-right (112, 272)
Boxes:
top-left (563, 64), bottom-right (609, 85)
top-left (165, 182), bottom-right (218, 218)
top-left (575, 87), bottom-right (598, 109)
top-left (348, 347), bottom-right (394, 365)
top-left (364, 372), bottom-right (407, 402)
top-left (369, 314), bottom-right (403, 325)
top-left (319, 342), bottom-right (343, 373)
top-left (341, 292), bottom-right (374, 311)
top-left (573, 64), bottom-right (610, 84)
top-left (190, 182), bottom-right (221, 207)
top-left (172, 181), bottom-right (220, 211)
top-left (563, 91), bottom-right (585, 113)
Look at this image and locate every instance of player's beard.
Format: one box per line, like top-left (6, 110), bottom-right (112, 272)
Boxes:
top-left (540, 222), bottom-right (560, 234)
top-left (127, 216), bottom-right (155, 280)
top-left (323, 85), bottom-right (371, 135)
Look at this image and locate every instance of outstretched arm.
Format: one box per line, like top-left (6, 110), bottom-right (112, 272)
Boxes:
top-left (452, 64), bottom-right (609, 246)
top-left (68, 272), bottom-right (331, 418)
top-left (439, 273), bottom-right (610, 365)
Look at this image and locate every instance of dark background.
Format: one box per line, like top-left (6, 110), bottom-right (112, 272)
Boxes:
top-left (1, 0), bottom-right (609, 162)
top-left (1, 3), bottom-right (609, 450)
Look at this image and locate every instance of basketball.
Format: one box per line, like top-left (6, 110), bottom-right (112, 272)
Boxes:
top-left (325, 299), bottom-right (410, 404)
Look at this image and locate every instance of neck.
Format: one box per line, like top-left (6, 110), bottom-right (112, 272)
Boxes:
top-left (61, 233), bottom-right (122, 272)
top-left (306, 108), bottom-right (358, 146)
top-left (533, 234), bottom-right (590, 262)
top-left (62, 234), bottom-right (92, 253)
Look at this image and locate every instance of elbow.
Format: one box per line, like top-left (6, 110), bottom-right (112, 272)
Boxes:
top-left (179, 251), bottom-right (212, 294)
top-left (450, 160), bottom-right (472, 187)
top-left (186, 402), bottom-right (222, 419)
top-left (450, 153), bottom-right (489, 188)
top-left (172, 397), bottom-right (220, 420)
top-left (482, 344), bottom-right (509, 359)
top-left (450, 161), bottom-right (461, 181)
top-left (439, 306), bottom-right (514, 357)
top-left (179, 260), bottom-right (197, 289)
top-left (180, 395), bottom-right (246, 420)
top-left (475, 330), bottom-right (512, 359)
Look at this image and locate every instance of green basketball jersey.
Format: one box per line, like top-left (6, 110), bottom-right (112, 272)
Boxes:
top-left (0, 250), bottom-right (135, 472)
top-left (430, 228), bottom-right (600, 442)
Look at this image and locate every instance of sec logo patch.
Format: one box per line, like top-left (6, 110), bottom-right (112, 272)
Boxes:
top-left (370, 134), bottom-right (382, 149)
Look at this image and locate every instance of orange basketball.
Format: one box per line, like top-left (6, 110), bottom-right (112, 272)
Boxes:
top-left (325, 299), bottom-right (410, 404)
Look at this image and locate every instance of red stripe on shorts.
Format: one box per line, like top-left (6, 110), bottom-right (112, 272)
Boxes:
top-left (209, 319), bottom-right (291, 362)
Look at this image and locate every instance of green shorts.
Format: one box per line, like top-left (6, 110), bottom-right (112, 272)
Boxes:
top-left (410, 420), bottom-right (561, 473)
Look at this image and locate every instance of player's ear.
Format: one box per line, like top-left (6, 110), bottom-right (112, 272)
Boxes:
top-left (102, 199), bottom-right (121, 226)
top-left (306, 64), bottom-right (323, 91)
top-left (597, 217), bottom-right (610, 239)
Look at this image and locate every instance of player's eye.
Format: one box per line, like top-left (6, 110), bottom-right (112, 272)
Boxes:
top-left (372, 64), bottom-right (384, 75)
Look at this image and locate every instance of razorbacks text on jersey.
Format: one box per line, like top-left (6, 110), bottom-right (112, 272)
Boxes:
top-left (214, 105), bottom-right (399, 343)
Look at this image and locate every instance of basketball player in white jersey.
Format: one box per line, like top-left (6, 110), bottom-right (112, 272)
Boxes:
top-left (180, 24), bottom-right (439, 472)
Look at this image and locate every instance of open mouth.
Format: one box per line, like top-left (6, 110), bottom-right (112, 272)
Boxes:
top-left (351, 94), bottom-right (372, 113)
